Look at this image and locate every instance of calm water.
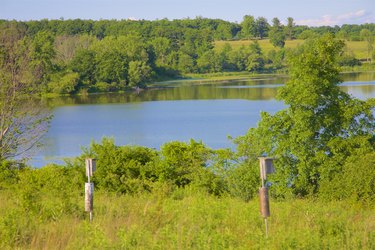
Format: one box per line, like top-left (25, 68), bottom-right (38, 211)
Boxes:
top-left (32, 72), bottom-right (375, 167)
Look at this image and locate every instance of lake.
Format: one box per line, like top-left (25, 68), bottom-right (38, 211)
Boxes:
top-left (31, 72), bottom-right (375, 167)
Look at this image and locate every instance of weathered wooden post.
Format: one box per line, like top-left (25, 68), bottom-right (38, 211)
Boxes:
top-left (85, 158), bottom-right (96, 222)
top-left (258, 157), bottom-right (275, 237)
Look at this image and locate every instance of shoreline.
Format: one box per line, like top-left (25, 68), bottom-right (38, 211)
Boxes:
top-left (41, 70), bottom-right (375, 99)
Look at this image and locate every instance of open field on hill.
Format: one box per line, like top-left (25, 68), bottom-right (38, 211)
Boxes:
top-left (214, 39), bottom-right (370, 60)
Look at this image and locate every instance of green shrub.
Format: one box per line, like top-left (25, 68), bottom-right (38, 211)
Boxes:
top-left (0, 209), bottom-right (36, 248)
top-left (0, 160), bottom-right (20, 189)
top-left (89, 138), bottom-right (158, 193)
top-left (322, 152), bottom-right (375, 205)
top-left (86, 138), bottom-right (228, 196)
top-left (47, 71), bottom-right (79, 94)
top-left (14, 164), bottom-right (85, 220)
top-left (226, 161), bottom-right (259, 201)
top-left (160, 140), bottom-right (213, 187)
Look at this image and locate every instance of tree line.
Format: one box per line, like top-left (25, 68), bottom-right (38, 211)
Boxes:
top-left (1, 16), bottom-right (374, 41)
top-left (0, 17), bottom-right (374, 95)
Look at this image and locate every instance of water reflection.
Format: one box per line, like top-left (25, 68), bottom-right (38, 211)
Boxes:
top-left (45, 73), bottom-right (375, 107)
top-left (340, 72), bottom-right (375, 82)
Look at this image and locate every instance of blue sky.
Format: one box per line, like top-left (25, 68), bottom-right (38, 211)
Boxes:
top-left (1, 0), bottom-right (374, 26)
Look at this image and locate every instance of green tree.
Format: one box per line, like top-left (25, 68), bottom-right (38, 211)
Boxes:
top-left (89, 138), bottom-right (158, 194)
top-left (219, 43), bottom-right (236, 71)
top-left (178, 52), bottom-right (195, 73)
top-left (160, 140), bottom-right (216, 191)
top-left (254, 17), bottom-right (269, 39)
top-left (360, 29), bottom-right (374, 62)
top-left (267, 49), bottom-right (285, 69)
top-left (54, 34), bottom-right (96, 66)
top-left (227, 42), bottom-right (264, 72)
top-left (286, 17), bottom-right (295, 40)
top-left (228, 45), bottom-right (248, 71)
top-left (24, 31), bottom-right (56, 89)
top-left (28, 31), bottom-right (56, 84)
top-left (150, 37), bottom-right (171, 68)
top-left (235, 34), bottom-right (375, 197)
top-left (47, 71), bottom-right (79, 94)
top-left (245, 41), bottom-right (265, 72)
top-left (70, 49), bottom-right (96, 87)
top-left (269, 17), bottom-right (286, 48)
top-left (127, 61), bottom-right (152, 88)
top-left (298, 30), bottom-right (318, 40)
top-left (54, 35), bottom-right (81, 66)
top-left (241, 15), bottom-right (256, 39)
top-left (0, 24), bottom-right (52, 161)
top-left (215, 22), bottom-right (236, 40)
top-left (336, 30), bottom-right (349, 40)
top-left (197, 50), bottom-right (222, 73)
top-left (93, 37), bottom-right (128, 84)
top-left (116, 35), bottom-right (149, 62)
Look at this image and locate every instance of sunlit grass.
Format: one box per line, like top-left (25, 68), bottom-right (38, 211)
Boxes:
top-left (345, 40), bottom-right (370, 59)
top-left (214, 39), bottom-right (369, 60)
top-left (0, 189), bottom-right (374, 249)
top-left (214, 39), bottom-right (303, 55)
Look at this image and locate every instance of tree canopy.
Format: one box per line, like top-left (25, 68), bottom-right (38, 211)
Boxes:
top-left (235, 34), bottom-right (375, 197)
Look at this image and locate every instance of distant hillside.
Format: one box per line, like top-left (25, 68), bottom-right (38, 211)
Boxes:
top-left (215, 39), bottom-right (369, 60)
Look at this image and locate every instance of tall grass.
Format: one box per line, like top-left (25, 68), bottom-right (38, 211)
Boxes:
top-left (0, 188), bottom-right (373, 249)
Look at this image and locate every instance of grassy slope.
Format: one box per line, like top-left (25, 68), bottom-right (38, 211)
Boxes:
top-left (1, 189), bottom-right (374, 249)
top-left (214, 39), bottom-right (369, 60)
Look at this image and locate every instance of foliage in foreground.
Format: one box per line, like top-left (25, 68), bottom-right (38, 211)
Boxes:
top-left (0, 185), bottom-right (374, 249)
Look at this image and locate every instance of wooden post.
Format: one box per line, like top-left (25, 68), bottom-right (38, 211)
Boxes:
top-left (85, 183), bottom-right (94, 212)
top-left (259, 187), bottom-right (270, 218)
top-left (85, 158), bottom-right (96, 222)
top-left (258, 157), bottom-right (274, 238)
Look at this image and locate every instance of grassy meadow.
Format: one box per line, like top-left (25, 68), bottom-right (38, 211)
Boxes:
top-left (214, 39), bottom-right (370, 60)
top-left (0, 188), bottom-right (374, 249)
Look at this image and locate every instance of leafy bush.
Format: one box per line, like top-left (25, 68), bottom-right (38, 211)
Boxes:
top-left (0, 209), bottom-right (36, 248)
top-left (160, 140), bottom-right (211, 186)
top-left (320, 152), bottom-right (375, 205)
top-left (89, 138), bottom-right (158, 193)
top-left (47, 71), bottom-right (79, 94)
top-left (15, 164), bottom-right (85, 220)
top-left (0, 160), bottom-right (21, 189)
top-left (226, 161), bottom-right (259, 201)
top-left (82, 138), bottom-right (228, 196)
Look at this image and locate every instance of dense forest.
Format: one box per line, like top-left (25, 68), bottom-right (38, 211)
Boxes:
top-left (1, 17), bottom-right (374, 95)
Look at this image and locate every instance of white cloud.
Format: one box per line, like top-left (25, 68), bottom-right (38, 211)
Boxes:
top-left (296, 9), bottom-right (375, 26)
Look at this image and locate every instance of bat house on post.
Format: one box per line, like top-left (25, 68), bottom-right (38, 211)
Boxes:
top-left (259, 157), bottom-right (275, 187)
top-left (85, 158), bottom-right (96, 181)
